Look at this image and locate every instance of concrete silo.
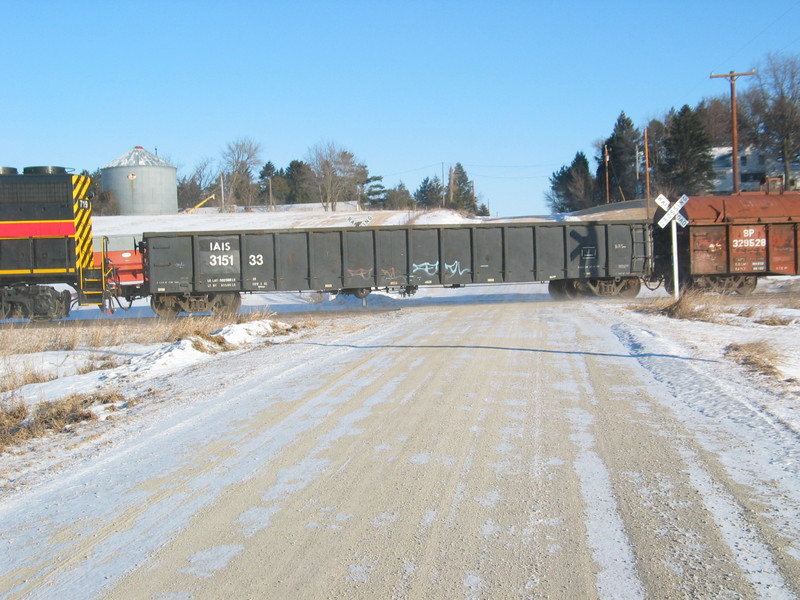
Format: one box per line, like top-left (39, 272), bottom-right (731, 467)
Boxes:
top-left (101, 146), bottom-right (178, 215)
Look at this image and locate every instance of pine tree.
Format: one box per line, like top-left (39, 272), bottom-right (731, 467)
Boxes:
top-left (596, 112), bottom-right (641, 202)
top-left (383, 183), bottom-right (414, 210)
top-left (285, 160), bottom-right (316, 204)
top-left (545, 152), bottom-right (596, 213)
top-left (447, 163), bottom-right (477, 213)
top-left (413, 176), bottom-right (444, 209)
top-left (661, 105), bottom-right (714, 196)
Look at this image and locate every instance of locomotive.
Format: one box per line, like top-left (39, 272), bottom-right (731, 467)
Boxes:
top-left (1, 166), bottom-right (798, 321)
top-left (0, 166), bottom-right (108, 320)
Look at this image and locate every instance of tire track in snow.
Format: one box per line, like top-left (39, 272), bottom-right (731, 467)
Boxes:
top-left (612, 319), bottom-right (800, 598)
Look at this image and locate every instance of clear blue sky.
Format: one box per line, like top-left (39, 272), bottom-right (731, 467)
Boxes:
top-left (3, 1), bottom-right (799, 216)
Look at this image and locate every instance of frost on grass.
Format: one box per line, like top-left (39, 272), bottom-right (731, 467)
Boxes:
top-left (725, 340), bottom-right (780, 378)
top-left (0, 390), bottom-right (127, 452)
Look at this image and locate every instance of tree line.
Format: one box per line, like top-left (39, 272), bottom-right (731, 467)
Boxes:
top-left (175, 140), bottom-right (489, 216)
top-left (547, 52), bottom-right (800, 213)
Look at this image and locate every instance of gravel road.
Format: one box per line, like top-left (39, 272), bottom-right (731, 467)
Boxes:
top-left (3, 298), bottom-right (799, 599)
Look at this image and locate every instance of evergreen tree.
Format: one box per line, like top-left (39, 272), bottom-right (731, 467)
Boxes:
top-left (413, 176), bottom-right (444, 209)
top-left (285, 160), bottom-right (316, 204)
top-left (447, 163), bottom-right (477, 213)
top-left (383, 183), bottom-right (414, 210)
top-left (361, 174), bottom-right (386, 208)
top-left (661, 105), bottom-right (714, 196)
top-left (596, 112), bottom-right (641, 202)
top-left (545, 152), bottom-right (596, 213)
top-left (258, 162), bottom-right (290, 205)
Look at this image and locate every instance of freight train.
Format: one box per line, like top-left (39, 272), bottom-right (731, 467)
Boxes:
top-left (1, 166), bottom-right (798, 321)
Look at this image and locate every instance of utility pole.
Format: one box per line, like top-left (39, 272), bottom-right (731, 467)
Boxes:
top-left (644, 128), bottom-right (652, 219)
top-left (710, 70), bottom-right (755, 194)
top-left (604, 145), bottom-right (611, 204)
top-left (448, 166), bottom-right (454, 208)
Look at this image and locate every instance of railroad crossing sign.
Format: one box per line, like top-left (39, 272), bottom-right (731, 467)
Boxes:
top-left (653, 194), bottom-right (690, 300)
top-left (655, 194), bottom-right (689, 229)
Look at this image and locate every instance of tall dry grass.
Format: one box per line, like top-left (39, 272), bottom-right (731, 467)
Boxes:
top-left (634, 290), bottom-right (798, 325)
top-left (634, 290), bottom-right (727, 322)
top-left (0, 311), bottom-right (278, 358)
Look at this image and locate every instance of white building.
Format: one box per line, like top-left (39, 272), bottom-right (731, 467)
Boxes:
top-left (711, 146), bottom-right (799, 192)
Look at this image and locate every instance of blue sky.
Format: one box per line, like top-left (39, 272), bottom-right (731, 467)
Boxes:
top-left (3, 1), bottom-right (799, 216)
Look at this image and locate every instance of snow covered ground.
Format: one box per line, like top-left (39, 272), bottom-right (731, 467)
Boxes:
top-left (1, 277), bottom-right (798, 488)
top-left (0, 277), bottom-right (798, 598)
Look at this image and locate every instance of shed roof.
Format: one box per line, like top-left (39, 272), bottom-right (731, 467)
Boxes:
top-left (103, 146), bottom-right (174, 169)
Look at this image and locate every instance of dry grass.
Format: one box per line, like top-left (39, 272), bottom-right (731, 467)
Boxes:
top-left (755, 314), bottom-right (796, 326)
top-left (0, 311), bottom-right (278, 358)
top-left (634, 291), bottom-right (798, 325)
top-left (634, 290), bottom-right (726, 323)
top-left (724, 341), bottom-right (781, 378)
top-left (0, 390), bottom-right (127, 452)
top-left (0, 365), bottom-right (57, 393)
top-left (77, 354), bottom-right (124, 375)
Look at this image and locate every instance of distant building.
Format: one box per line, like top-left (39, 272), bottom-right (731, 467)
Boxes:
top-left (711, 146), bottom-right (800, 192)
top-left (102, 146), bottom-right (178, 215)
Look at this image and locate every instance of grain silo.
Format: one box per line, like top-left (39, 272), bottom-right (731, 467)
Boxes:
top-left (101, 146), bottom-right (178, 215)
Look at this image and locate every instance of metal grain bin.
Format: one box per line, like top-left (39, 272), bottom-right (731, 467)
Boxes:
top-left (101, 146), bottom-right (178, 215)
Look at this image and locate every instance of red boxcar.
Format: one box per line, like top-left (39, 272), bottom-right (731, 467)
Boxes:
top-left (683, 193), bottom-right (799, 293)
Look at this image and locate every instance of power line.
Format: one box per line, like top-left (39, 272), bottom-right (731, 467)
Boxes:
top-left (381, 163), bottom-right (442, 178)
top-left (462, 162), bottom-right (561, 169)
top-left (709, 0), bottom-right (800, 75)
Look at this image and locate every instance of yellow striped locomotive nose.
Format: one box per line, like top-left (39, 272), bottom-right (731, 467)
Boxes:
top-left (72, 173), bottom-right (95, 269)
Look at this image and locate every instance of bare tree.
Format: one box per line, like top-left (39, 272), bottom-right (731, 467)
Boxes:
top-left (748, 53), bottom-right (800, 188)
top-left (221, 137), bottom-right (262, 208)
top-left (177, 157), bottom-right (217, 210)
top-left (306, 141), bottom-right (364, 211)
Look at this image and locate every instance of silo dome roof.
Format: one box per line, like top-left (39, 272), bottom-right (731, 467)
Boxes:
top-left (103, 146), bottom-right (174, 169)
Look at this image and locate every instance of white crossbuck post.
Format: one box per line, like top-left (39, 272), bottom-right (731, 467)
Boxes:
top-left (654, 194), bottom-right (689, 300)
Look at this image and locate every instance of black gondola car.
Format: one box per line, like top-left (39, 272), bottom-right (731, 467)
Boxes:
top-left (142, 221), bottom-right (651, 316)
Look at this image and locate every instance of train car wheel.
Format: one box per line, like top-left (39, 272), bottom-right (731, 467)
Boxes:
top-left (548, 279), bottom-right (566, 299)
top-left (212, 292), bottom-right (242, 315)
top-left (353, 288), bottom-right (371, 299)
top-left (735, 276), bottom-right (758, 296)
top-left (563, 280), bottom-right (581, 299)
top-left (618, 278), bottom-right (642, 298)
top-left (151, 296), bottom-right (180, 318)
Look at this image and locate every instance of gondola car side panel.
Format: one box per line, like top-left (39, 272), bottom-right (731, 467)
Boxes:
top-left (504, 226), bottom-right (535, 282)
top-left (242, 233), bottom-right (276, 291)
top-left (473, 227), bottom-right (504, 284)
top-left (194, 234), bottom-right (242, 291)
top-left (144, 235), bottom-right (193, 294)
top-left (343, 230), bottom-right (376, 289)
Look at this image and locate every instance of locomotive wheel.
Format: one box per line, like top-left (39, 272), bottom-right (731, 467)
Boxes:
top-left (735, 276), bottom-right (758, 296)
top-left (618, 278), bottom-right (642, 298)
top-left (151, 296), bottom-right (180, 318)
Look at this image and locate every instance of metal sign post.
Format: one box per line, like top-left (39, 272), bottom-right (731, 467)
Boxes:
top-left (655, 194), bottom-right (689, 300)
